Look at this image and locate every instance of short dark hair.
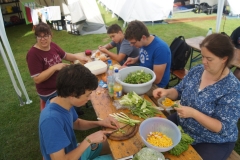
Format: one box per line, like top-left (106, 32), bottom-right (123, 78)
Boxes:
top-left (56, 64), bottom-right (98, 98)
top-left (200, 33), bottom-right (234, 68)
top-left (124, 20), bottom-right (150, 41)
top-left (34, 22), bottom-right (52, 37)
top-left (107, 24), bottom-right (122, 34)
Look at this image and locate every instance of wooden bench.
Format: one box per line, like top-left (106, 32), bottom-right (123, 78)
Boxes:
top-left (227, 150), bottom-right (240, 160)
top-left (167, 69), bottom-right (188, 88)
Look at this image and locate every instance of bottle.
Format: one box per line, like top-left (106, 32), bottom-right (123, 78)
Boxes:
top-left (206, 28), bottom-right (212, 36)
top-left (107, 66), bottom-right (114, 98)
top-left (113, 69), bottom-right (122, 99)
top-left (107, 60), bottom-right (112, 72)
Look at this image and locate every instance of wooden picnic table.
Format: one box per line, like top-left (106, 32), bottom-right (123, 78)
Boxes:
top-left (74, 51), bottom-right (202, 160)
top-left (185, 36), bottom-right (240, 69)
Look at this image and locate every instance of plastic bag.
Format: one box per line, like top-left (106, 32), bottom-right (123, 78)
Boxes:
top-left (133, 148), bottom-right (165, 160)
top-left (113, 100), bottom-right (129, 110)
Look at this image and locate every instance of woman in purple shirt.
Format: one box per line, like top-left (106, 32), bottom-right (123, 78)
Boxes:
top-left (26, 22), bottom-right (88, 102)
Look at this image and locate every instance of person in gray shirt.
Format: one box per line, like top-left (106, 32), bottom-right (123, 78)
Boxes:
top-left (98, 24), bottom-right (139, 65)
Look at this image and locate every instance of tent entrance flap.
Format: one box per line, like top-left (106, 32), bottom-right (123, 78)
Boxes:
top-left (68, 0), bottom-right (107, 35)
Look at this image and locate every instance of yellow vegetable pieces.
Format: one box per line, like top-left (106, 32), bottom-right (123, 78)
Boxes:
top-left (162, 97), bottom-right (175, 107)
top-left (147, 132), bottom-right (173, 148)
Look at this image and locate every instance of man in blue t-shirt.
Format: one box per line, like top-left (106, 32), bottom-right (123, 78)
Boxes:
top-left (123, 20), bottom-right (171, 88)
top-left (98, 24), bottom-right (139, 65)
top-left (39, 64), bottom-right (119, 160)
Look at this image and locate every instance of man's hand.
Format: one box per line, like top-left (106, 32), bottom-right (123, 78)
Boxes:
top-left (99, 116), bottom-right (120, 129)
top-left (123, 57), bottom-right (138, 66)
top-left (98, 46), bottom-right (108, 54)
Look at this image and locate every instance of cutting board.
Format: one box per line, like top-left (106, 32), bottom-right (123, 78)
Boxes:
top-left (108, 125), bottom-right (139, 141)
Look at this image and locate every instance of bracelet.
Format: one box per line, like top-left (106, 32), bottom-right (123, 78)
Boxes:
top-left (85, 137), bottom-right (91, 144)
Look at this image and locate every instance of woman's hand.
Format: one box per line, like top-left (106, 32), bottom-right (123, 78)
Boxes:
top-left (175, 106), bottom-right (197, 119)
top-left (75, 55), bottom-right (88, 64)
top-left (152, 88), bottom-right (168, 99)
top-left (99, 116), bottom-right (120, 129)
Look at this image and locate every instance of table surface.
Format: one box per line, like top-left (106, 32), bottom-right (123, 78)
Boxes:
top-left (185, 36), bottom-right (205, 51)
top-left (185, 36), bottom-right (240, 68)
top-left (75, 51), bottom-right (202, 160)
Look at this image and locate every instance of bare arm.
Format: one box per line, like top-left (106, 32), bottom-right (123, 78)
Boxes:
top-left (73, 119), bottom-right (100, 130)
top-left (33, 63), bottom-right (69, 84)
top-left (153, 64), bottom-right (167, 84)
top-left (50, 141), bottom-right (90, 160)
top-left (176, 107), bottom-right (222, 133)
top-left (153, 87), bottom-right (179, 100)
top-left (104, 51), bottom-right (126, 62)
top-left (102, 43), bottom-right (114, 50)
top-left (193, 110), bottom-right (222, 132)
top-left (64, 53), bottom-right (88, 64)
top-left (50, 129), bottom-right (113, 160)
top-left (73, 117), bottom-right (119, 130)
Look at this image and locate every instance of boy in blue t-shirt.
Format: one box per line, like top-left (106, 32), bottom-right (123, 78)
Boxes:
top-left (98, 24), bottom-right (139, 65)
top-left (39, 64), bottom-right (119, 160)
top-left (123, 20), bottom-right (171, 88)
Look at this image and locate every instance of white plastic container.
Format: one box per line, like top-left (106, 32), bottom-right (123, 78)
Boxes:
top-left (84, 60), bottom-right (107, 75)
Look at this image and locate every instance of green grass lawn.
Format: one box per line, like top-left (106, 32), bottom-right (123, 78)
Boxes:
top-left (0, 3), bottom-right (240, 160)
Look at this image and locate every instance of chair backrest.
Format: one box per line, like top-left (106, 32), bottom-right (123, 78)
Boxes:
top-left (169, 36), bottom-right (191, 70)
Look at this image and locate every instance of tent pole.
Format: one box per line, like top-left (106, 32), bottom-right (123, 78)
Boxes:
top-left (0, 7), bottom-right (32, 105)
top-left (216, 0), bottom-right (225, 33)
top-left (0, 42), bottom-right (24, 106)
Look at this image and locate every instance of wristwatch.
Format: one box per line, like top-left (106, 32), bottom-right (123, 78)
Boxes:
top-left (85, 137), bottom-right (98, 150)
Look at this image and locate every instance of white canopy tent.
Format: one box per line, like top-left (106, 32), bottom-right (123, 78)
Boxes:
top-left (34, 0), bottom-right (107, 35)
top-left (98, 0), bottom-right (174, 27)
top-left (0, 8), bottom-right (32, 106)
top-left (190, 0), bottom-right (239, 33)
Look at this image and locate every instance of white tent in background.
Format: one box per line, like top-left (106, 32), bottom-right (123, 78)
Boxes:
top-left (34, 0), bottom-right (107, 35)
top-left (216, 0), bottom-right (240, 33)
top-left (98, 0), bottom-right (174, 27)
top-left (68, 0), bottom-right (107, 35)
top-left (0, 8), bottom-right (32, 106)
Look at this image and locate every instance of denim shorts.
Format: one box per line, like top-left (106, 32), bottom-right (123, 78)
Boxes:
top-left (39, 92), bottom-right (58, 102)
top-left (81, 143), bottom-right (113, 160)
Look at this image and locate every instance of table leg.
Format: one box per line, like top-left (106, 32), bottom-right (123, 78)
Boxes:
top-left (189, 47), bottom-right (194, 69)
top-left (189, 48), bottom-right (202, 69)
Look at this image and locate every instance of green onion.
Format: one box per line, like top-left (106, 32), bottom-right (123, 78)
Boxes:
top-left (109, 112), bottom-right (141, 126)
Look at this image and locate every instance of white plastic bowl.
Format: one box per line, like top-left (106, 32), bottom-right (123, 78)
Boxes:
top-left (84, 60), bottom-right (107, 75)
top-left (116, 66), bottom-right (156, 95)
top-left (139, 117), bottom-right (181, 153)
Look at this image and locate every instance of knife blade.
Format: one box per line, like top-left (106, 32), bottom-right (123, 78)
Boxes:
top-left (106, 124), bottom-right (129, 137)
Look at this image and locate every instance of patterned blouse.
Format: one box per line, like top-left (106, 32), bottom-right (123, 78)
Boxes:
top-left (174, 64), bottom-right (240, 144)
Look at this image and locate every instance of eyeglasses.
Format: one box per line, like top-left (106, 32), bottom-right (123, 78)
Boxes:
top-left (37, 35), bottom-right (50, 40)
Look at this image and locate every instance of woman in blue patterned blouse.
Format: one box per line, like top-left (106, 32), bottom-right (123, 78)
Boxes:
top-left (153, 33), bottom-right (240, 160)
